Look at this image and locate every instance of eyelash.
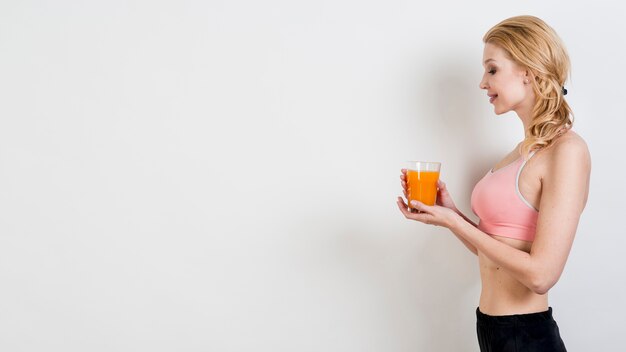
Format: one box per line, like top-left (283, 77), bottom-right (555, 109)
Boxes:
top-left (488, 69), bottom-right (496, 75)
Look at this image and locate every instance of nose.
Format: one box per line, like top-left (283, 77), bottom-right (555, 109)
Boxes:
top-left (479, 75), bottom-right (488, 90)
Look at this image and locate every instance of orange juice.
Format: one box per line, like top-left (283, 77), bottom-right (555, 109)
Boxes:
top-left (407, 170), bottom-right (439, 207)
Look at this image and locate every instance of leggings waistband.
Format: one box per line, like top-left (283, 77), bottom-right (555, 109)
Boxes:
top-left (476, 307), bottom-right (555, 326)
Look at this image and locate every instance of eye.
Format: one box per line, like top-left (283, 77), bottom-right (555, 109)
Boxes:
top-left (488, 69), bottom-right (496, 75)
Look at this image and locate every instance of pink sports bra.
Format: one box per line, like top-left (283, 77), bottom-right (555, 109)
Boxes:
top-left (471, 151), bottom-right (539, 242)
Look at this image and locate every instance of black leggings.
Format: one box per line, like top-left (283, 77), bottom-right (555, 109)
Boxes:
top-left (476, 307), bottom-right (567, 352)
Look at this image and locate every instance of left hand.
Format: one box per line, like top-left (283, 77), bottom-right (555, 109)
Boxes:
top-left (396, 196), bottom-right (460, 229)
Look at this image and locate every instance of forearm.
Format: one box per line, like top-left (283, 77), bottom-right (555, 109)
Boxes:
top-left (454, 207), bottom-right (478, 228)
top-left (450, 218), bottom-right (543, 293)
top-left (451, 208), bottom-right (478, 255)
top-left (452, 231), bottom-right (478, 255)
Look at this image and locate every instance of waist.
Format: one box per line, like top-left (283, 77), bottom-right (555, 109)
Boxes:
top-left (478, 252), bottom-right (547, 315)
top-left (476, 306), bottom-right (555, 326)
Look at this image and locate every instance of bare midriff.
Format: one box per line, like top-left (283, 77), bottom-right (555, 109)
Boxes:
top-left (478, 234), bottom-right (549, 315)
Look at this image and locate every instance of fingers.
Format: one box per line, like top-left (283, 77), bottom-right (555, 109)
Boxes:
top-left (397, 197), bottom-right (429, 215)
top-left (437, 179), bottom-right (448, 195)
top-left (397, 197), bottom-right (418, 214)
top-left (400, 175), bottom-right (408, 197)
top-left (397, 197), bottom-right (416, 215)
top-left (397, 197), bottom-right (434, 224)
top-left (408, 200), bottom-right (436, 225)
top-left (409, 200), bottom-right (432, 214)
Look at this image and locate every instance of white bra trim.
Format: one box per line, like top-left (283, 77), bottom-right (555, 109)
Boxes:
top-left (515, 150), bottom-right (539, 212)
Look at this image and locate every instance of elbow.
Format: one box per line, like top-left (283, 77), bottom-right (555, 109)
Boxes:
top-left (530, 282), bottom-right (551, 295)
top-left (529, 273), bottom-right (557, 295)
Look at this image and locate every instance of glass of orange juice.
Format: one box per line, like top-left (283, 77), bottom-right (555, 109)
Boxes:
top-left (405, 161), bottom-right (441, 209)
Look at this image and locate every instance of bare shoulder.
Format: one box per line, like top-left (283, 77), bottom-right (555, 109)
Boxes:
top-left (547, 131), bottom-right (591, 170)
top-left (542, 130), bottom-right (591, 208)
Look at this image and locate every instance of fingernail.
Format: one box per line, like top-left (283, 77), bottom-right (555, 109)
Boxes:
top-left (410, 200), bottom-right (417, 206)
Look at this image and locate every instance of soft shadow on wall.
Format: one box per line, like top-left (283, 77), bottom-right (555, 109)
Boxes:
top-left (281, 49), bottom-right (496, 350)
top-left (278, 47), bottom-right (513, 350)
top-left (406, 50), bottom-right (495, 350)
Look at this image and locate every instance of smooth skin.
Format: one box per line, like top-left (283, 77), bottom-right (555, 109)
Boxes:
top-left (397, 43), bottom-right (591, 315)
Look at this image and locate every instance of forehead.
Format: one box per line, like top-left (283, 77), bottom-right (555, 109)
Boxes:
top-left (482, 43), bottom-right (510, 64)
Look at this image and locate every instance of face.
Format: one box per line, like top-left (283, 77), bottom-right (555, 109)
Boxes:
top-left (479, 43), bottom-right (535, 115)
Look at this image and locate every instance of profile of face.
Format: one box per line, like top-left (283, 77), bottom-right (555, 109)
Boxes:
top-left (479, 43), bottom-right (535, 115)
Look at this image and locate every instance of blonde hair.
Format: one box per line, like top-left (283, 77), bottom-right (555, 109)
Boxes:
top-left (483, 15), bottom-right (573, 159)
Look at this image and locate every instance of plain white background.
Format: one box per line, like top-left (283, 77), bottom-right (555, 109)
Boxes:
top-left (1, 1), bottom-right (624, 351)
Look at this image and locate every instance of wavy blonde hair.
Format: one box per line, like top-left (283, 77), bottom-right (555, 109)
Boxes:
top-left (483, 15), bottom-right (573, 159)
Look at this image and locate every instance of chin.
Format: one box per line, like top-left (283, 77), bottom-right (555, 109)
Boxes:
top-left (493, 105), bottom-right (511, 115)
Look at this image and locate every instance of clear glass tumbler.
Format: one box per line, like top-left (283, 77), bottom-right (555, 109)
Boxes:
top-left (405, 161), bottom-right (441, 208)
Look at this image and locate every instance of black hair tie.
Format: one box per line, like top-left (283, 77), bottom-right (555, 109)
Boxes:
top-left (562, 86), bottom-right (568, 95)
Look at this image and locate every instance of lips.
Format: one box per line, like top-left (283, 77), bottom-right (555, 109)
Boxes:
top-left (488, 93), bottom-right (498, 103)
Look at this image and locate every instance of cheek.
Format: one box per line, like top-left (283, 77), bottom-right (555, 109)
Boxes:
top-left (500, 81), bottom-right (526, 101)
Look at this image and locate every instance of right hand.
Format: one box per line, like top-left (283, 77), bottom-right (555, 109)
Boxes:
top-left (400, 170), bottom-right (459, 212)
top-left (434, 179), bottom-right (458, 211)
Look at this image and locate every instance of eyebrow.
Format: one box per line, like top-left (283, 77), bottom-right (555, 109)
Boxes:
top-left (483, 59), bottom-right (496, 65)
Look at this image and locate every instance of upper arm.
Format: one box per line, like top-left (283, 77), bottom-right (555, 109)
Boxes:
top-left (530, 138), bottom-right (591, 285)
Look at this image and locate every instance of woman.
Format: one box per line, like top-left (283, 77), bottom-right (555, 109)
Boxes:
top-left (396, 16), bottom-right (590, 352)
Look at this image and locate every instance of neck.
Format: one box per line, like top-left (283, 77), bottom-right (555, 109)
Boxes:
top-left (516, 103), bottom-right (534, 136)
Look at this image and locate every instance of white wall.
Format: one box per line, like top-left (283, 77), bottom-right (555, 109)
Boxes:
top-left (1, 1), bottom-right (624, 351)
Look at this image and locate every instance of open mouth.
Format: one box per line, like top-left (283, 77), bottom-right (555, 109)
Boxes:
top-left (489, 94), bottom-right (498, 103)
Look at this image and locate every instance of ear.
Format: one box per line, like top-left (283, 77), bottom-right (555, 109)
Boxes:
top-left (522, 68), bottom-right (531, 80)
top-left (527, 68), bottom-right (540, 82)
top-left (521, 68), bottom-right (538, 85)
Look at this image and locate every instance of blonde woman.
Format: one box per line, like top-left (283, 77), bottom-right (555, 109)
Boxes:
top-left (397, 16), bottom-right (590, 351)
